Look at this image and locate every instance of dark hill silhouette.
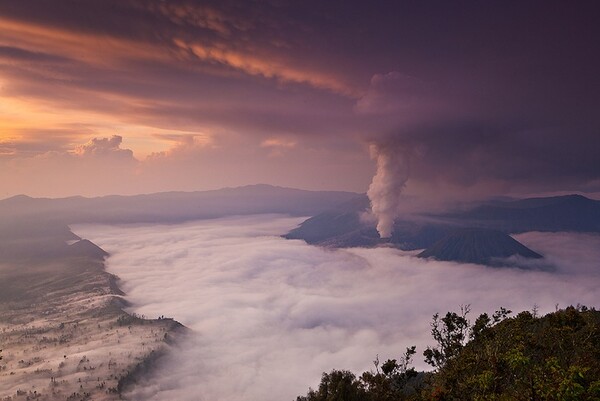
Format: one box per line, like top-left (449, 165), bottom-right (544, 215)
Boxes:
top-left (417, 228), bottom-right (542, 265)
top-left (69, 239), bottom-right (109, 259)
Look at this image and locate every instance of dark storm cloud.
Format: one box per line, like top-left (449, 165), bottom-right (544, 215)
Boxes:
top-left (0, 0), bottom-right (598, 197)
top-left (350, 1), bottom-right (600, 201)
top-left (375, 123), bottom-right (600, 191)
top-left (0, 46), bottom-right (69, 63)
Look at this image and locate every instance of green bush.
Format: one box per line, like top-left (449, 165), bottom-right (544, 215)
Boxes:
top-left (297, 306), bottom-right (600, 401)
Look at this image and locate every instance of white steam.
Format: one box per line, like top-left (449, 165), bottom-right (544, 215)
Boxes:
top-left (367, 143), bottom-right (410, 238)
top-left (73, 218), bottom-right (600, 401)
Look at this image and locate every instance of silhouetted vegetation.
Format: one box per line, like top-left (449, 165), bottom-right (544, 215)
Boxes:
top-left (296, 305), bottom-right (600, 401)
top-left (116, 312), bottom-right (146, 326)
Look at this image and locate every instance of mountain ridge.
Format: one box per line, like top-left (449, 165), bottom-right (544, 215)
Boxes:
top-left (284, 194), bottom-right (600, 263)
top-left (0, 184), bottom-right (360, 225)
top-left (417, 228), bottom-right (543, 266)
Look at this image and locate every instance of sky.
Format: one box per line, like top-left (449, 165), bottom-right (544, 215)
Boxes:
top-left (1, 1), bottom-right (599, 198)
top-left (74, 216), bottom-right (600, 401)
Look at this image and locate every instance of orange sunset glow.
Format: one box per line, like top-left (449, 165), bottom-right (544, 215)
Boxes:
top-left (0, 1), bottom-right (598, 199)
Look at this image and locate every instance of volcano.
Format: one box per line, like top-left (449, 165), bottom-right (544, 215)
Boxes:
top-left (417, 228), bottom-right (542, 266)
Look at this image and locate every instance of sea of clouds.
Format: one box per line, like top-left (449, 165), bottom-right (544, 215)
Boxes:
top-left (74, 216), bottom-right (600, 401)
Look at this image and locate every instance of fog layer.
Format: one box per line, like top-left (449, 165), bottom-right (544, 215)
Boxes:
top-left (74, 217), bottom-right (600, 401)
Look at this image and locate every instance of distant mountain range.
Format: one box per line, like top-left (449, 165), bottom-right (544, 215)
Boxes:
top-left (285, 193), bottom-right (600, 266)
top-left (3, 186), bottom-right (598, 267)
top-left (0, 184), bottom-right (358, 225)
top-left (443, 194), bottom-right (600, 233)
top-left (0, 184), bottom-right (359, 260)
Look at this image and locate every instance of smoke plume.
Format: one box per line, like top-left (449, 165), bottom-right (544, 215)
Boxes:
top-left (367, 143), bottom-right (410, 238)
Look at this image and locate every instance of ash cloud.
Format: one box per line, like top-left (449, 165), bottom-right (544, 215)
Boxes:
top-left (367, 142), bottom-right (410, 238)
top-left (359, 60), bottom-right (600, 223)
top-left (74, 216), bottom-right (600, 401)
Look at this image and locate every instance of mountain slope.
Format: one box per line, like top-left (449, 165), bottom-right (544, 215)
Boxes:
top-left (417, 228), bottom-right (542, 265)
top-left (69, 239), bottom-right (109, 259)
top-left (0, 223), bottom-right (184, 400)
top-left (285, 194), bottom-right (600, 252)
top-left (284, 195), bottom-right (371, 244)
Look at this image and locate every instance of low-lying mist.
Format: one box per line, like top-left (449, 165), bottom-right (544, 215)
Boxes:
top-left (74, 216), bottom-right (600, 401)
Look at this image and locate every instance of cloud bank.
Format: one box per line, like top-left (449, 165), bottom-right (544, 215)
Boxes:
top-left (73, 135), bottom-right (133, 159)
top-left (74, 216), bottom-right (600, 401)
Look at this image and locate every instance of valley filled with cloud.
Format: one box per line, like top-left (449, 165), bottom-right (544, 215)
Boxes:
top-left (74, 216), bottom-right (600, 401)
